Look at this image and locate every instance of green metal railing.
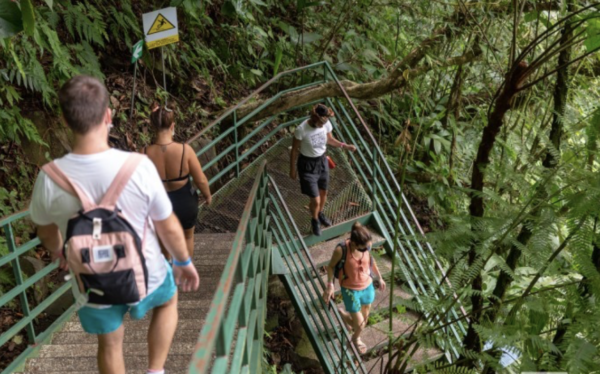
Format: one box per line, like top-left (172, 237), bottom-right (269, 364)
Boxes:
top-left (188, 61), bottom-right (467, 361)
top-left (0, 212), bottom-right (77, 374)
top-left (269, 176), bottom-right (367, 373)
top-left (189, 161), bottom-right (271, 374)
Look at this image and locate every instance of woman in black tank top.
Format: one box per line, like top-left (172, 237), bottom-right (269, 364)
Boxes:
top-left (144, 103), bottom-right (212, 259)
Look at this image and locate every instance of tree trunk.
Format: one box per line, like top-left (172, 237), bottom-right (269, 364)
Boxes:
top-left (490, 0), bottom-right (574, 317)
top-left (462, 61), bottom-right (529, 357)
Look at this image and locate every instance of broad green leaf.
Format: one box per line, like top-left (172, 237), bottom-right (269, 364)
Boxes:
top-left (584, 35), bottom-right (600, 52)
top-left (300, 32), bottom-right (321, 44)
top-left (250, 69), bottom-right (262, 76)
top-left (20, 0), bottom-right (35, 37)
top-left (273, 44), bottom-right (283, 75)
top-left (0, 1), bottom-right (23, 38)
top-left (43, 0), bottom-right (52, 9)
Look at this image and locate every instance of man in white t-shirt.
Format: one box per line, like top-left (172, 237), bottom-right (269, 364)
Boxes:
top-left (290, 104), bottom-right (356, 236)
top-left (29, 76), bottom-right (199, 374)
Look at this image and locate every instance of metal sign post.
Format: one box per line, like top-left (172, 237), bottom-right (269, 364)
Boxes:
top-left (130, 40), bottom-right (144, 121)
top-left (142, 7), bottom-right (179, 106)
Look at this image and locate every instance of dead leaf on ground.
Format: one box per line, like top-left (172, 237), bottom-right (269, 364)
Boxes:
top-left (110, 96), bottom-right (120, 110)
top-left (114, 78), bottom-right (125, 88)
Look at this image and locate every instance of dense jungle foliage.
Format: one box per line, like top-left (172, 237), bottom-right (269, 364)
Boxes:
top-left (2, 0), bottom-right (600, 372)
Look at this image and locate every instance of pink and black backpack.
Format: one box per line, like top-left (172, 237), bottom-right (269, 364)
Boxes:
top-left (42, 153), bottom-right (149, 305)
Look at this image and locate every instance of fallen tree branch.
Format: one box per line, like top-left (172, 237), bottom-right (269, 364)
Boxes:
top-left (219, 47), bottom-right (481, 128)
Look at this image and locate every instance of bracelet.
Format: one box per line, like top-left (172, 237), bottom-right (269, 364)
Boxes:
top-left (173, 257), bottom-right (192, 267)
top-left (327, 282), bottom-right (334, 288)
top-left (340, 142), bottom-right (346, 149)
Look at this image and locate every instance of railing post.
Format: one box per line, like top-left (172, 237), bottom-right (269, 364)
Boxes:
top-left (371, 148), bottom-right (378, 212)
top-left (234, 110), bottom-right (240, 178)
top-left (4, 223), bottom-right (36, 343)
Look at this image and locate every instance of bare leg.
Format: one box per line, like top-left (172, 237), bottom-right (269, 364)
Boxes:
top-left (184, 228), bottom-right (195, 258)
top-left (318, 189), bottom-right (328, 213)
top-left (147, 291), bottom-right (179, 371)
top-left (350, 311), bottom-right (366, 342)
top-left (309, 196), bottom-right (320, 219)
top-left (338, 308), bottom-right (354, 331)
top-left (97, 325), bottom-right (125, 374)
top-left (360, 304), bottom-right (371, 327)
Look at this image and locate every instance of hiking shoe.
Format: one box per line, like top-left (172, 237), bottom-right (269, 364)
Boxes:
top-left (318, 212), bottom-right (332, 227)
top-left (311, 218), bottom-right (322, 236)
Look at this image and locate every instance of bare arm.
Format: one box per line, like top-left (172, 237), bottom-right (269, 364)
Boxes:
top-left (290, 138), bottom-right (301, 179)
top-left (186, 144), bottom-right (211, 204)
top-left (371, 253), bottom-right (386, 291)
top-left (153, 213), bottom-right (189, 262)
top-left (327, 133), bottom-right (356, 152)
top-left (37, 224), bottom-right (66, 269)
top-left (154, 213), bottom-right (200, 291)
top-left (323, 245), bottom-right (343, 304)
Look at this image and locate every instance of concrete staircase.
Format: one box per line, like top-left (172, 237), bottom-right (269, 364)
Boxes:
top-left (16, 233), bottom-right (235, 373)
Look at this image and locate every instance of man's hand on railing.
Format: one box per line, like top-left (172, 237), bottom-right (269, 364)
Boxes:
top-left (52, 250), bottom-right (68, 271)
top-left (345, 144), bottom-right (357, 152)
top-left (322, 283), bottom-right (334, 304)
top-left (173, 262), bottom-right (200, 292)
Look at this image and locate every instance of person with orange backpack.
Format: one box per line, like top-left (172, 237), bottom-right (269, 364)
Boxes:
top-left (322, 222), bottom-right (386, 354)
top-left (29, 75), bottom-right (199, 374)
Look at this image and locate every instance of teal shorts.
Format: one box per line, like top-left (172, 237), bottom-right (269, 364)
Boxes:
top-left (341, 283), bottom-right (376, 313)
top-left (77, 263), bottom-right (177, 335)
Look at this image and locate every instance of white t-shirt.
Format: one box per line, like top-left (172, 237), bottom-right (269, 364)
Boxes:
top-left (29, 149), bottom-right (173, 302)
top-left (294, 119), bottom-right (333, 157)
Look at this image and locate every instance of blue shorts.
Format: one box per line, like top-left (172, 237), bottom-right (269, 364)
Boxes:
top-left (341, 283), bottom-right (376, 313)
top-left (77, 264), bottom-right (177, 335)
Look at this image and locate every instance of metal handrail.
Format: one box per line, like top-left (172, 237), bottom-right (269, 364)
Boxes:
top-left (189, 161), bottom-right (268, 373)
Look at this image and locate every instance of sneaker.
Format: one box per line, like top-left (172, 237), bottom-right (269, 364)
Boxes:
top-left (318, 212), bottom-right (332, 227)
top-left (311, 218), bottom-right (322, 236)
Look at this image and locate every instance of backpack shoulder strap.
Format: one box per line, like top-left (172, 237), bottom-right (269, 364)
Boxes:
top-left (100, 153), bottom-right (145, 209)
top-left (42, 161), bottom-right (94, 211)
top-left (336, 240), bottom-right (348, 280)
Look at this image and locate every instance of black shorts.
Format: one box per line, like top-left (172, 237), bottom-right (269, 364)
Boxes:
top-left (297, 154), bottom-right (329, 198)
top-left (167, 179), bottom-right (199, 230)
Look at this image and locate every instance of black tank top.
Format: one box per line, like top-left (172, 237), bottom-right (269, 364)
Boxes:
top-left (144, 143), bottom-right (189, 182)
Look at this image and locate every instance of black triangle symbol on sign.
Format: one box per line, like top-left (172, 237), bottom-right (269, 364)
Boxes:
top-left (148, 14), bottom-right (175, 35)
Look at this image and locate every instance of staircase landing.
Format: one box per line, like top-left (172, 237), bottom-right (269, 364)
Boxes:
top-left (197, 136), bottom-right (372, 235)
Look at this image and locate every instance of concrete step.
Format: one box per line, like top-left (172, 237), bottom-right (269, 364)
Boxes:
top-left (361, 312), bottom-right (420, 354)
top-left (364, 346), bottom-right (444, 373)
top-left (51, 327), bottom-right (199, 345)
top-left (36, 341), bottom-right (195, 358)
top-left (61, 318), bottom-right (201, 333)
top-left (24, 354), bottom-right (191, 372)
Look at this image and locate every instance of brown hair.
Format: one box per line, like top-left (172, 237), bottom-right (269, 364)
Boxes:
top-left (310, 104), bottom-right (332, 124)
top-left (150, 103), bottom-right (175, 131)
top-left (350, 222), bottom-right (371, 246)
top-left (58, 75), bottom-right (109, 134)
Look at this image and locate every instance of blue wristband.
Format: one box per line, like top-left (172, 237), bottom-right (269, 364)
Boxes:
top-left (173, 257), bottom-right (192, 267)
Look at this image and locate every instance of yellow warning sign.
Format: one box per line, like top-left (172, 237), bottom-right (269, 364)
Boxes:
top-left (143, 7), bottom-right (179, 49)
top-left (147, 35), bottom-right (179, 49)
top-left (148, 14), bottom-right (175, 35)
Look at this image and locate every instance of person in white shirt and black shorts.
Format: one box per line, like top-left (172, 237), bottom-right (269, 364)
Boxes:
top-left (290, 104), bottom-right (357, 236)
